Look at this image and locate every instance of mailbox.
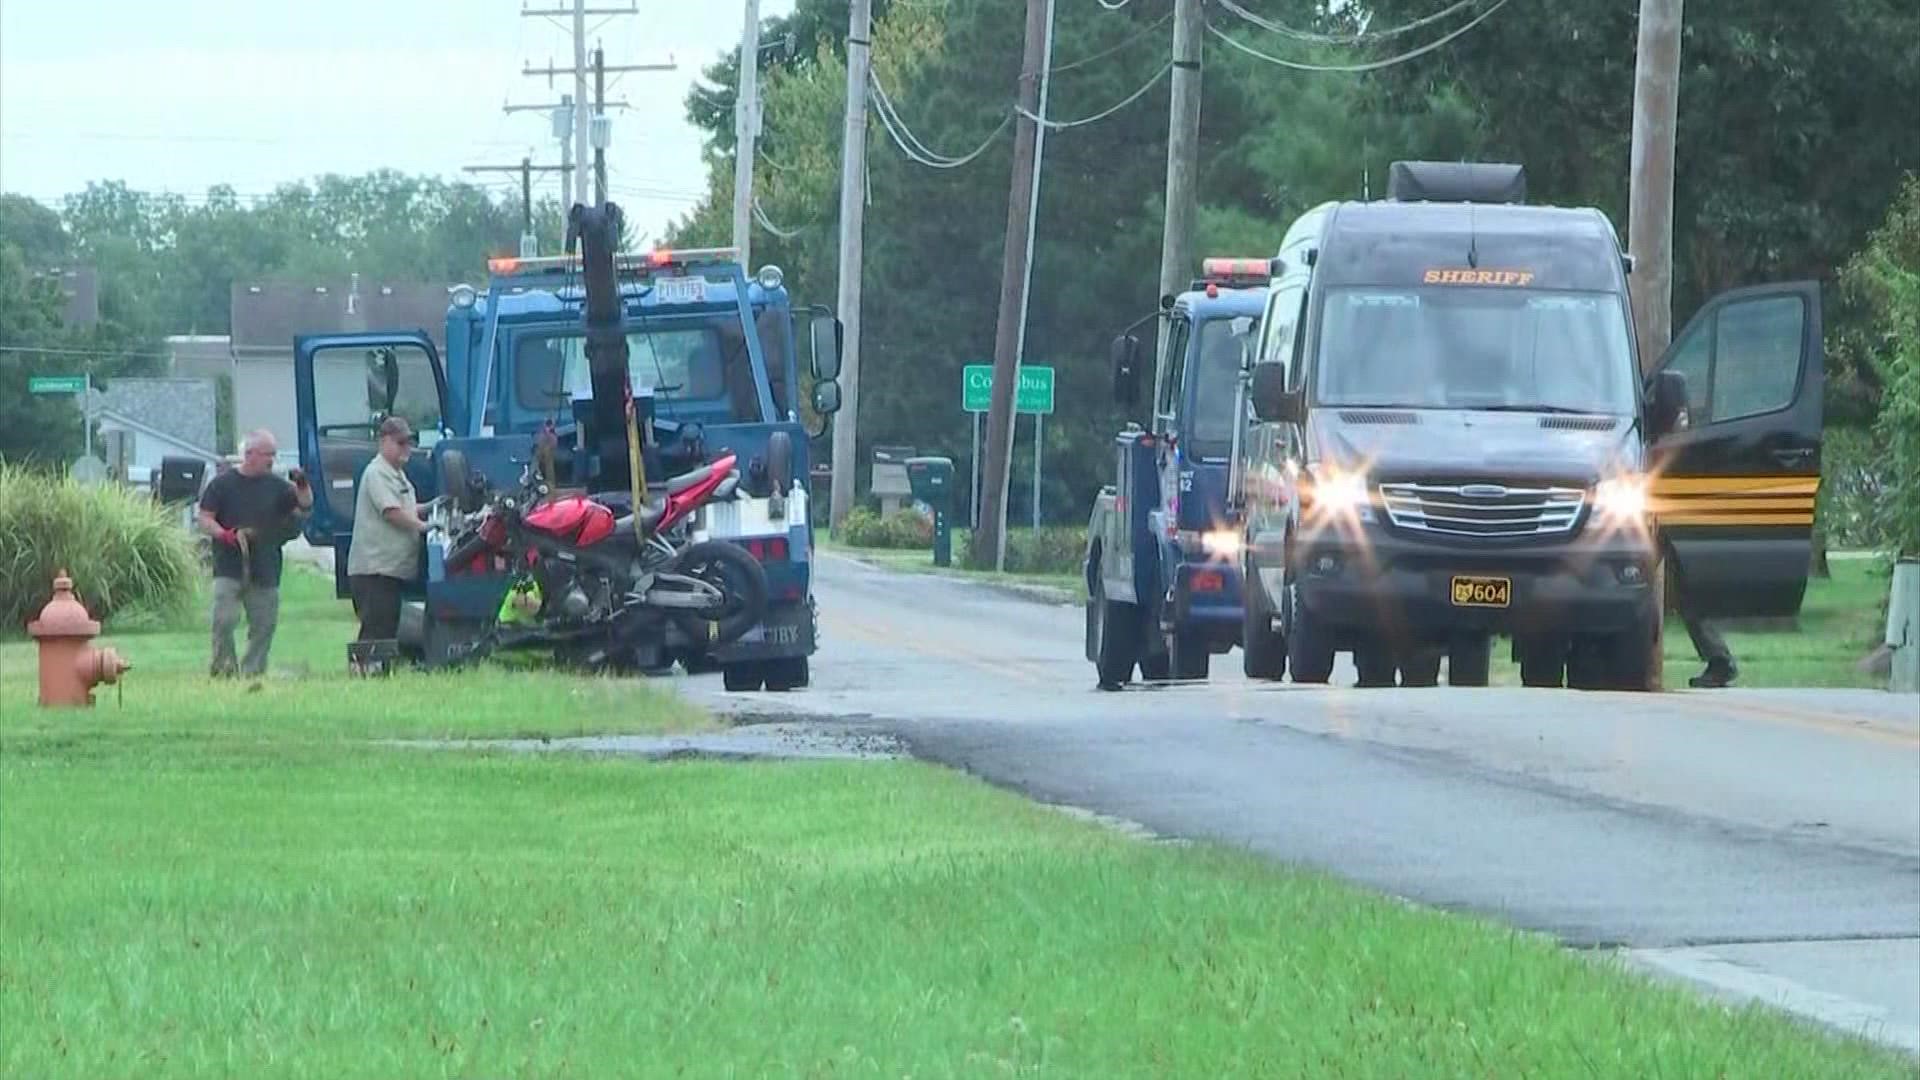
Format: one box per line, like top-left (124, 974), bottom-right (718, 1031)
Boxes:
top-left (905, 456), bottom-right (954, 567)
top-left (154, 456), bottom-right (208, 504)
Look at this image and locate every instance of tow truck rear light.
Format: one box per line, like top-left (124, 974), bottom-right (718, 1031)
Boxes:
top-left (1191, 570), bottom-right (1224, 593)
top-left (744, 536), bottom-right (789, 562)
top-left (1201, 256), bottom-right (1272, 287)
top-left (484, 245), bottom-right (742, 278)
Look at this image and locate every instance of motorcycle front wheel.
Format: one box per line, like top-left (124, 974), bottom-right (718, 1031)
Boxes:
top-left (665, 539), bottom-right (770, 646)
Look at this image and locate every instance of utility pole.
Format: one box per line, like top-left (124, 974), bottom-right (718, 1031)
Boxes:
top-left (1627, 0), bottom-right (1684, 692)
top-left (519, 1), bottom-right (665, 207)
top-left (827, 0), bottom-right (872, 531)
top-left (1157, 0), bottom-right (1203, 359)
top-left (1628, 0), bottom-right (1683, 374)
top-left (733, 0), bottom-right (763, 268)
top-left (463, 159), bottom-right (573, 256)
top-left (969, 0), bottom-right (1053, 571)
top-left (593, 46), bottom-right (609, 204)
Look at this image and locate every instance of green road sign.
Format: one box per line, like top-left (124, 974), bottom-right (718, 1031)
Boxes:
top-left (962, 364), bottom-right (1054, 415)
top-left (28, 375), bottom-right (87, 394)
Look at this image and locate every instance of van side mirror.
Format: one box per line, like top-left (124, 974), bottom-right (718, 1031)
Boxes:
top-left (1647, 370), bottom-right (1688, 436)
top-left (1111, 333), bottom-right (1143, 407)
top-left (367, 346), bottom-right (400, 416)
top-left (809, 311), bottom-right (843, 382)
top-left (1249, 363), bottom-right (1301, 423)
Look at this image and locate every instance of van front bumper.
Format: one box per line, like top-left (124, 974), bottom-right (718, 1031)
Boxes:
top-left (1292, 519), bottom-right (1656, 640)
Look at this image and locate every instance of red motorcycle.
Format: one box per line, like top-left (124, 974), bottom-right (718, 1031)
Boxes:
top-left (438, 449), bottom-right (769, 669)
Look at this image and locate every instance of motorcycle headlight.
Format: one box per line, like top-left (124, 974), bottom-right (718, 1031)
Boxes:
top-left (1593, 474), bottom-right (1650, 522)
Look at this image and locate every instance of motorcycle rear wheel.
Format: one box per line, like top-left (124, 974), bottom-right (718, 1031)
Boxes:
top-left (666, 540), bottom-right (770, 646)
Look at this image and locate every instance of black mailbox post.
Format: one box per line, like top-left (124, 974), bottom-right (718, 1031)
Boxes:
top-left (905, 456), bottom-right (955, 567)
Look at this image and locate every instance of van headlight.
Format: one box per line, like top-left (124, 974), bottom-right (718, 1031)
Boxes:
top-left (1593, 474), bottom-right (1649, 522)
top-left (1306, 465), bottom-right (1372, 522)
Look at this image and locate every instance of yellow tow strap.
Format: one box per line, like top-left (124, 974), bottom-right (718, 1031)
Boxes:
top-left (626, 389), bottom-right (648, 537)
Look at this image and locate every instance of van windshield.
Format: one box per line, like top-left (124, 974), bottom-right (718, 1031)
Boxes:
top-left (1313, 286), bottom-right (1637, 414)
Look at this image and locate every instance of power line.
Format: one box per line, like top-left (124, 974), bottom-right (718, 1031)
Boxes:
top-left (751, 198), bottom-right (806, 239)
top-left (868, 71), bottom-right (1013, 169)
top-left (1204, 0), bottom-right (1512, 74)
top-left (0, 345), bottom-right (174, 359)
top-left (1214, 0), bottom-right (1492, 46)
top-left (1050, 9), bottom-right (1173, 72)
top-left (1015, 61), bottom-right (1171, 129)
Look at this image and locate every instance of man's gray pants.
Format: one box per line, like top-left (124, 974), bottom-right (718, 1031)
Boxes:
top-left (211, 576), bottom-right (279, 677)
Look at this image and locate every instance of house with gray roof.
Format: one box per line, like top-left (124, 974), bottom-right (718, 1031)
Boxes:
top-left (86, 377), bottom-right (221, 489)
top-left (228, 274), bottom-right (452, 465)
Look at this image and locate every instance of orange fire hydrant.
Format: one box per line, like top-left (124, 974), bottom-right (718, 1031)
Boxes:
top-left (27, 570), bottom-right (130, 707)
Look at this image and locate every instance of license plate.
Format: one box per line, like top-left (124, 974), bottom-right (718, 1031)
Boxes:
top-left (1450, 575), bottom-right (1512, 608)
top-left (653, 275), bottom-right (707, 304)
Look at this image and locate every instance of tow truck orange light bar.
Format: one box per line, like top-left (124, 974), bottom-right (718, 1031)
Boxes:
top-left (486, 245), bottom-right (742, 277)
top-left (1200, 256), bottom-right (1272, 287)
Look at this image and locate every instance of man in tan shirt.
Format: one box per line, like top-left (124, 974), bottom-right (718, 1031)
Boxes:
top-left (347, 416), bottom-right (430, 642)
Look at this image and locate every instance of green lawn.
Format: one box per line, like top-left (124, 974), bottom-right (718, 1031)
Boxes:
top-left (0, 565), bottom-right (706, 742)
top-left (3, 554), bottom-right (1911, 1075)
top-left (4, 740), bottom-right (1911, 1078)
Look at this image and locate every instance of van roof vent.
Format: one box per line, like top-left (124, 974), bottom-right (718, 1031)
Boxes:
top-left (1385, 161), bottom-right (1526, 205)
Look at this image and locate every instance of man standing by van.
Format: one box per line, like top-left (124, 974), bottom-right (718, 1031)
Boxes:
top-left (198, 429), bottom-right (311, 677)
top-left (347, 416), bottom-right (430, 645)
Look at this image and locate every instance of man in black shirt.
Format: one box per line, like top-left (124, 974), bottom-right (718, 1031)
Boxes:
top-left (197, 429), bottom-right (312, 677)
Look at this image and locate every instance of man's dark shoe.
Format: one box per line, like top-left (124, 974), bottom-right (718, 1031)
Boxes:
top-left (1688, 660), bottom-right (1738, 688)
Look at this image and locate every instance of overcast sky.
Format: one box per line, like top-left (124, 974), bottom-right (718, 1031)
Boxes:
top-left (0, 0), bottom-right (793, 244)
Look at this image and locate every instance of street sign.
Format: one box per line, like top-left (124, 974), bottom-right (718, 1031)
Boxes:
top-left (961, 364), bottom-right (1054, 415)
top-left (29, 375), bottom-right (88, 394)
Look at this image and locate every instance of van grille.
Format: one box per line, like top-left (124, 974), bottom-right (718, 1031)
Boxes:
top-left (1378, 482), bottom-right (1584, 538)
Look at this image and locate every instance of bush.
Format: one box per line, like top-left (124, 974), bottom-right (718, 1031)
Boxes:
top-left (954, 525), bottom-right (1085, 576)
top-left (837, 505), bottom-right (934, 549)
top-left (1817, 426), bottom-right (1896, 550)
top-left (0, 465), bottom-right (200, 634)
top-left (1845, 172), bottom-right (1920, 557)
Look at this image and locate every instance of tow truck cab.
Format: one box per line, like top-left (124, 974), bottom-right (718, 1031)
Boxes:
top-left (1084, 259), bottom-right (1267, 686)
top-left (290, 246), bottom-right (845, 686)
top-left (1238, 161), bottom-right (1824, 690)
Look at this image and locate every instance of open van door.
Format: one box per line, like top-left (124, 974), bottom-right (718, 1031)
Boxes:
top-left (293, 332), bottom-right (449, 589)
top-left (1646, 282), bottom-right (1824, 618)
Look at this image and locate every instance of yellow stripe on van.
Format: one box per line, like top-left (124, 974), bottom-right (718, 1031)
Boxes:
top-left (1650, 476), bottom-right (1820, 497)
top-left (1655, 512), bottom-right (1816, 527)
top-left (1649, 496), bottom-right (1817, 512)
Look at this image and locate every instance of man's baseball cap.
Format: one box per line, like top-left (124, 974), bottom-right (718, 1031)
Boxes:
top-left (378, 416), bottom-right (415, 443)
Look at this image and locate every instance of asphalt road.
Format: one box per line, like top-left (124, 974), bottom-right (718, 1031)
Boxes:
top-left (681, 551), bottom-right (1920, 1054)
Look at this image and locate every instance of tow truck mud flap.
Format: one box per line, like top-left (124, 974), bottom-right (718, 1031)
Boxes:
top-left (710, 600), bottom-right (815, 663)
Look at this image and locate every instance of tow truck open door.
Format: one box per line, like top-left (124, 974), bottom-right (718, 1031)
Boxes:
top-left (293, 331), bottom-right (450, 570)
top-left (1646, 281), bottom-right (1825, 618)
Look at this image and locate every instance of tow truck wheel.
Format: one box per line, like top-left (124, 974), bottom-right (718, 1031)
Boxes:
top-left (1285, 579), bottom-right (1335, 684)
top-left (1168, 631), bottom-right (1210, 681)
top-left (1447, 634), bottom-right (1493, 687)
top-left (723, 663), bottom-right (765, 692)
top-left (1241, 572), bottom-right (1288, 681)
top-left (762, 656), bottom-right (809, 692)
top-left (1089, 580), bottom-right (1142, 689)
top-left (1593, 618), bottom-right (1655, 692)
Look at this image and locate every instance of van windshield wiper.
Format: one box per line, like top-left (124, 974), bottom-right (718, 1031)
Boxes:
top-left (1472, 404), bottom-right (1605, 415)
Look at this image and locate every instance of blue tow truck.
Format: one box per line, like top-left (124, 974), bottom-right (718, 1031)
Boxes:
top-left (291, 235), bottom-right (844, 691)
top-left (1084, 258), bottom-right (1269, 687)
